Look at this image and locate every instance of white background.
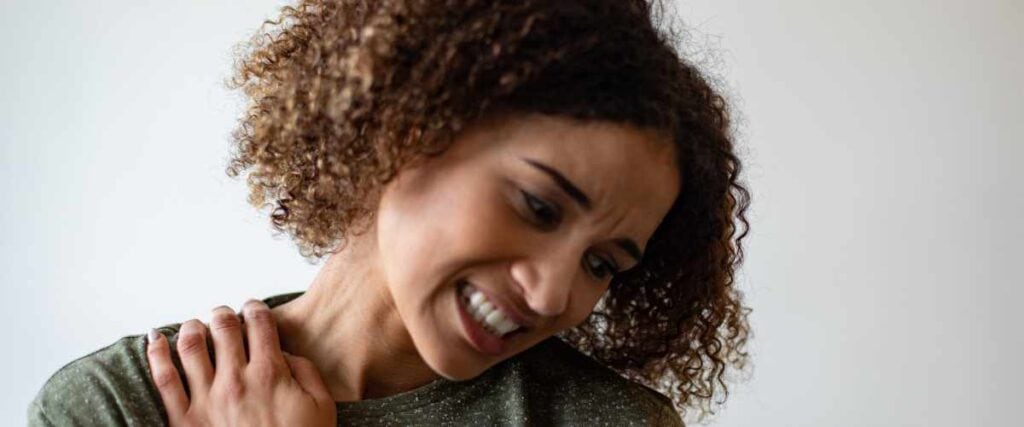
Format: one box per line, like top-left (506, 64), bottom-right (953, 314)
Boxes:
top-left (2, 1), bottom-right (1021, 425)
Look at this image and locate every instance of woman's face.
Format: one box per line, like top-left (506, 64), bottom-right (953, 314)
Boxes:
top-left (374, 112), bottom-right (680, 380)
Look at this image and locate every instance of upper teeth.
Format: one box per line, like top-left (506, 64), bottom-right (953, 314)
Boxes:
top-left (461, 283), bottom-right (522, 336)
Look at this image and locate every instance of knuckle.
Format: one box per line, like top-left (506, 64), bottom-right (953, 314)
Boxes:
top-left (240, 305), bottom-right (272, 323)
top-left (242, 300), bottom-right (273, 324)
top-left (216, 373), bottom-right (246, 402)
top-left (176, 321), bottom-right (207, 356)
top-left (243, 298), bottom-right (269, 310)
top-left (146, 337), bottom-right (166, 356)
top-left (210, 308), bottom-right (241, 332)
top-left (179, 319), bottom-right (206, 335)
top-left (151, 368), bottom-right (179, 389)
top-left (249, 361), bottom-right (282, 384)
top-left (176, 332), bottom-right (205, 356)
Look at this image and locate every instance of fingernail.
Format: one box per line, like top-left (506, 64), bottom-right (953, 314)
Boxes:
top-left (148, 328), bottom-right (161, 344)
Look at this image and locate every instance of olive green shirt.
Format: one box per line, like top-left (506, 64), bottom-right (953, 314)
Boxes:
top-left (28, 292), bottom-right (683, 426)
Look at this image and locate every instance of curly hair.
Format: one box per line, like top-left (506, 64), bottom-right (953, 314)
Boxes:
top-left (226, 0), bottom-right (751, 421)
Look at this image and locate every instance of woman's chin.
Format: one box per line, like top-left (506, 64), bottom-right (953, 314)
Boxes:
top-left (434, 366), bottom-right (484, 382)
top-left (420, 345), bottom-right (492, 381)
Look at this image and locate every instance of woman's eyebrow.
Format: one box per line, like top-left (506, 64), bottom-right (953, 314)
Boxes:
top-left (520, 157), bottom-right (644, 263)
top-left (613, 238), bottom-right (643, 263)
top-left (520, 158), bottom-right (592, 210)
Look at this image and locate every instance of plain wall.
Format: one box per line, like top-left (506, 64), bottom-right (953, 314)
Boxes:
top-left (2, 0), bottom-right (1021, 425)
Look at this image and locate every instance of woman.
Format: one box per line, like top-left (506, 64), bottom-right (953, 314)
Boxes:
top-left (29, 0), bottom-right (751, 425)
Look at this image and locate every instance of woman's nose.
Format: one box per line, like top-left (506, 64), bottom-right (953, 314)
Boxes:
top-left (509, 250), bottom-right (577, 317)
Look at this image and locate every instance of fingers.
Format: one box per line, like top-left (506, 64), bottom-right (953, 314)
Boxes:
top-left (146, 329), bottom-right (189, 421)
top-left (282, 352), bottom-right (333, 405)
top-left (177, 319), bottom-right (214, 394)
top-left (241, 299), bottom-right (286, 367)
top-left (209, 305), bottom-right (247, 373)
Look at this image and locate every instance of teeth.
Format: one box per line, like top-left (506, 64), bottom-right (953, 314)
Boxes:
top-left (469, 291), bottom-right (486, 307)
top-left (484, 310), bottom-right (504, 327)
top-left (478, 301), bottom-right (495, 317)
top-left (460, 282), bottom-right (522, 336)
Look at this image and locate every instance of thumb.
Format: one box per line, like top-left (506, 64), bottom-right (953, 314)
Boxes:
top-left (282, 352), bottom-right (333, 404)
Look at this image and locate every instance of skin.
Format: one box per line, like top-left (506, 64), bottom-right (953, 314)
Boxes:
top-left (146, 112), bottom-right (680, 425)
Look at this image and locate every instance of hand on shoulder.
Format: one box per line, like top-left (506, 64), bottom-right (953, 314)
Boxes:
top-left (146, 299), bottom-right (336, 426)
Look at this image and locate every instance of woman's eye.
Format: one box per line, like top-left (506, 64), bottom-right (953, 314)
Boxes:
top-left (521, 190), bottom-right (561, 227)
top-left (583, 252), bottom-right (619, 281)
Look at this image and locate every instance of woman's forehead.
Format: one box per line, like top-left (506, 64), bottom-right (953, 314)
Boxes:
top-left (491, 114), bottom-right (678, 191)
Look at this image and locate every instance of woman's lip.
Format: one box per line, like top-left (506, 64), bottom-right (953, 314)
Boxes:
top-left (455, 284), bottom-right (506, 356)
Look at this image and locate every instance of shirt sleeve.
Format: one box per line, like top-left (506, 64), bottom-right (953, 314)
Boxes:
top-left (27, 334), bottom-right (169, 427)
top-left (654, 401), bottom-right (686, 427)
top-left (635, 383), bottom-right (686, 427)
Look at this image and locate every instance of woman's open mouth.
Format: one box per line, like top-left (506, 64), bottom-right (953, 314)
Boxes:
top-left (455, 279), bottom-right (526, 356)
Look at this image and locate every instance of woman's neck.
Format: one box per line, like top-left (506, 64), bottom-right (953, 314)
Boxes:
top-left (270, 239), bottom-right (441, 402)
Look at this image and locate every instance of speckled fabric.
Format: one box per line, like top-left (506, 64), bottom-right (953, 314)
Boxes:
top-left (28, 292), bottom-right (683, 426)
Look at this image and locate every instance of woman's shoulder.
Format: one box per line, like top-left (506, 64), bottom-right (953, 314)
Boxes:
top-left (507, 337), bottom-right (684, 426)
top-left (28, 324), bottom-right (185, 426)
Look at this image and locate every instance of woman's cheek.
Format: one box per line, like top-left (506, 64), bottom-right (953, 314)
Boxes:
top-left (567, 291), bottom-right (604, 328)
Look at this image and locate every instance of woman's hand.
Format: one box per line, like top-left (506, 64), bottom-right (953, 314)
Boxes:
top-left (145, 299), bottom-right (336, 427)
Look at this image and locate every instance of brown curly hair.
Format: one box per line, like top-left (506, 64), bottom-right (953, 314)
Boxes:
top-left (226, 0), bottom-right (751, 420)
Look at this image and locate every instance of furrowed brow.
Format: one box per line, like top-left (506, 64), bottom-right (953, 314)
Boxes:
top-left (521, 158), bottom-right (592, 210)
